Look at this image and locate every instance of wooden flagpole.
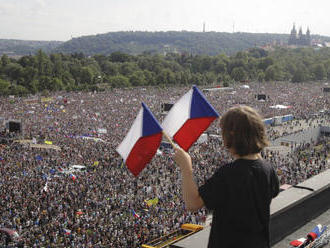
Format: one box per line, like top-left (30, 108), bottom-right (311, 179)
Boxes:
top-left (162, 131), bottom-right (176, 149)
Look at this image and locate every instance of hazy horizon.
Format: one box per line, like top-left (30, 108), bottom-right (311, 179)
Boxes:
top-left (1, 0), bottom-right (330, 41)
top-left (0, 30), bottom-right (314, 43)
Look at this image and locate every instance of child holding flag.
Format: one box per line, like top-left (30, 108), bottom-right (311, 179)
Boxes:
top-left (173, 105), bottom-right (280, 248)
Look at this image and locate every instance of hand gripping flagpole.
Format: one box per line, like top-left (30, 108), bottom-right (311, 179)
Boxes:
top-left (162, 131), bottom-right (176, 149)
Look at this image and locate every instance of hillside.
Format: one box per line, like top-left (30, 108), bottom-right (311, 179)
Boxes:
top-left (2, 31), bottom-right (330, 57)
top-left (54, 31), bottom-right (291, 56)
top-left (0, 39), bottom-right (63, 56)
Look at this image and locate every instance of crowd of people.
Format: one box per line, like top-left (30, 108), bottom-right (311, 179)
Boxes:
top-left (0, 81), bottom-right (329, 247)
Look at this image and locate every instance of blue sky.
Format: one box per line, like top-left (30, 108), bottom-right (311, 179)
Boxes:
top-left (0, 0), bottom-right (329, 41)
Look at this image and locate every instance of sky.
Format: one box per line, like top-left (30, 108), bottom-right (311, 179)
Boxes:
top-left (0, 0), bottom-right (329, 41)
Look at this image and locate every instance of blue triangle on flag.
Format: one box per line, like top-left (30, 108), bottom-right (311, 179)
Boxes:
top-left (142, 102), bottom-right (162, 137)
top-left (190, 86), bottom-right (219, 118)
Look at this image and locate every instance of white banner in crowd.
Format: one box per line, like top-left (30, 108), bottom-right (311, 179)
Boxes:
top-left (97, 128), bottom-right (107, 134)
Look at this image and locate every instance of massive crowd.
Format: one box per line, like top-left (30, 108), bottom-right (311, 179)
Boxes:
top-left (0, 82), bottom-right (329, 247)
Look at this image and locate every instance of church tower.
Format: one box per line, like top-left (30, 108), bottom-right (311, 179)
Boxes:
top-left (298, 27), bottom-right (305, 45)
top-left (288, 24), bottom-right (311, 46)
top-left (288, 23), bottom-right (297, 45)
top-left (298, 27), bottom-right (303, 39)
top-left (306, 27), bottom-right (311, 46)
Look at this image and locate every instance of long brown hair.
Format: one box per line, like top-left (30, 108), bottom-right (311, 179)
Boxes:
top-left (220, 105), bottom-right (269, 156)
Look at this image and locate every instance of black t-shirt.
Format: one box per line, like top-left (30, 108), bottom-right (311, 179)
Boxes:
top-left (199, 159), bottom-right (279, 248)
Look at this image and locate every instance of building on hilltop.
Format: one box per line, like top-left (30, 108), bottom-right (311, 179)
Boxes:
top-left (288, 23), bottom-right (311, 46)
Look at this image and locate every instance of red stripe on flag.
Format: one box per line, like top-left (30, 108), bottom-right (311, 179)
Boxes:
top-left (126, 133), bottom-right (162, 176)
top-left (173, 117), bottom-right (216, 151)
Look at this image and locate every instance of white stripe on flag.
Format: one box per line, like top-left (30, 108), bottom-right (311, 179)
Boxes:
top-left (116, 108), bottom-right (143, 161)
top-left (162, 88), bottom-right (192, 138)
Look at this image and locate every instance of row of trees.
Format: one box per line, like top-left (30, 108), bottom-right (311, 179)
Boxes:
top-left (1, 47), bottom-right (330, 96)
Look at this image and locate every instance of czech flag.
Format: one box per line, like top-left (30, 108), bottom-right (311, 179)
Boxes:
top-left (70, 174), bottom-right (76, 181)
top-left (116, 103), bottom-right (162, 177)
top-left (289, 238), bottom-right (306, 247)
top-left (307, 224), bottom-right (327, 241)
top-left (162, 86), bottom-right (219, 151)
top-left (63, 228), bottom-right (71, 235)
top-left (132, 209), bottom-right (140, 218)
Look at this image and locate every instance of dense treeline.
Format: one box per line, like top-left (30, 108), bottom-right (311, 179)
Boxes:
top-left (0, 39), bottom-right (63, 56)
top-left (1, 47), bottom-right (330, 96)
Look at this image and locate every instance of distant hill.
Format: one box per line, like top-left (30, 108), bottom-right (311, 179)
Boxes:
top-left (2, 31), bottom-right (330, 57)
top-left (0, 39), bottom-right (63, 56)
top-left (54, 31), bottom-right (292, 56)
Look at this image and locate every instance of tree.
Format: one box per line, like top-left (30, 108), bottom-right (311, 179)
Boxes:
top-left (257, 71), bottom-right (265, 82)
top-left (61, 71), bottom-right (75, 86)
top-left (228, 59), bottom-right (247, 75)
top-left (120, 62), bottom-right (139, 76)
top-left (292, 66), bottom-right (307, 83)
top-left (204, 72), bottom-right (217, 85)
top-left (143, 70), bottom-right (156, 85)
top-left (1, 54), bottom-right (10, 67)
top-left (248, 48), bottom-right (268, 58)
top-left (36, 50), bottom-right (52, 76)
top-left (285, 62), bottom-right (296, 75)
top-left (69, 64), bottom-right (82, 85)
top-left (10, 85), bottom-right (29, 96)
top-left (190, 73), bottom-right (204, 85)
top-left (129, 71), bottom-right (146, 86)
top-left (110, 52), bottom-right (132, 63)
top-left (175, 71), bottom-right (190, 85)
top-left (4, 63), bottom-right (24, 81)
top-left (191, 56), bottom-right (203, 73)
top-left (156, 69), bottom-right (176, 85)
top-left (265, 65), bottom-right (282, 81)
top-left (0, 79), bottom-right (10, 95)
top-left (235, 51), bottom-right (248, 59)
top-left (71, 52), bottom-right (85, 60)
top-left (80, 67), bottom-right (94, 84)
top-left (93, 54), bottom-right (108, 65)
top-left (18, 56), bottom-right (35, 67)
top-left (258, 57), bottom-right (274, 71)
top-left (200, 56), bottom-right (214, 72)
top-left (265, 66), bottom-right (276, 81)
top-left (22, 67), bottom-right (38, 87)
top-left (50, 54), bottom-right (64, 78)
top-left (28, 79), bottom-right (39, 94)
top-left (108, 75), bottom-right (130, 88)
top-left (102, 61), bottom-right (118, 76)
top-left (213, 60), bottom-right (227, 74)
top-left (312, 64), bottom-right (326, 80)
top-left (38, 76), bottom-right (53, 91)
top-left (231, 67), bottom-right (246, 82)
top-left (51, 77), bottom-right (64, 91)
